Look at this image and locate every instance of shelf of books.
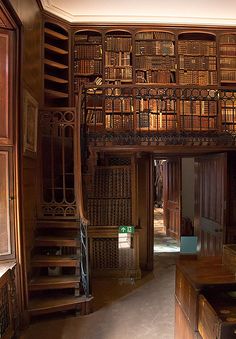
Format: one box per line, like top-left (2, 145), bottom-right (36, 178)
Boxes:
top-left (74, 31), bottom-right (102, 92)
top-left (221, 92), bottom-right (236, 131)
top-left (104, 31), bottom-right (132, 84)
top-left (179, 100), bottom-right (217, 130)
top-left (135, 31), bottom-right (176, 84)
top-left (219, 34), bottom-right (236, 86)
top-left (178, 33), bottom-right (217, 86)
top-left (44, 22), bottom-right (69, 106)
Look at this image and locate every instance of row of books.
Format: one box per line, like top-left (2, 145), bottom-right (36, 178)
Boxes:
top-left (220, 46), bottom-right (236, 56)
top-left (179, 70), bottom-right (217, 85)
top-left (74, 59), bottom-right (102, 74)
top-left (105, 114), bottom-right (133, 129)
top-left (74, 34), bottom-right (102, 43)
top-left (136, 70), bottom-right (175, 83)
top-left (105, 66), bottom-right (132, 80)
top-left (180, 100), bottom-right (217, 115)
top-left (74, 44), bottom-right (102, 59)
top-left (136, 55), bottom-right (176, 70)
top-left (221, 70), bottom-right (236, 81)
top-left (87, 198), bottom-right (131, 226)
top-left (86, 109), bottom-right (103, 125)
top-left (105, 37), bottom-right (132, 52)
top-left (221, 108), bottom-right (236, 123)
top-left (74, 76), bottom-right (91, 91)
top-left (180, 116), bottom-right (216, 130)
top-left (135, 31), bottom-right (175, 41)
top-left (220, 57), bottom-right (236, 68)
top-left (135, 98), bottom-right (175, 112)
top-left (135, 41), bottom-right (175, 56)
top-left (220, 34), bottom-right (236, 44)
top-left (105, 98), bottom-right (133, 113)
top-left (137, 112), bottom-right (177, 130)
top-left (179, 55), bottom-right (216, 71)
top-left (178, 40), bottom-right (216, 55)
top-left (105, 51), bottom-right (131, 67)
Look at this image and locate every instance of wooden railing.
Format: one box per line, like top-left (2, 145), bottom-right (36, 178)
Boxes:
top-left (80, 85), bottom-right (236, 145)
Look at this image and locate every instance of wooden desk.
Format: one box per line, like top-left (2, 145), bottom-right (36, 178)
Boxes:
top-left (175, 257), bottom-right (236, 339)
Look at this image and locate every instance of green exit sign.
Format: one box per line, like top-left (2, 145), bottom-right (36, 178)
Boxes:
top-left (119, 226), bottom-right (135, 234)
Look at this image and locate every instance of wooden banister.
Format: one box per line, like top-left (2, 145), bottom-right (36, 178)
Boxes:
top-left (75, 87), bottom-right (89, 225)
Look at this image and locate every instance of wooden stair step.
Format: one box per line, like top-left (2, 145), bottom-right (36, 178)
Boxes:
top-left (28, 295), bottom-right (93, 316)
top-left (37, 220), bottom-right (78, 229)
top-left (29, 275), bottom-right (80, 291)
top-left (35, 236), bottom-right (77, 247)
top-left (31, 255), bottom-right (78, 267)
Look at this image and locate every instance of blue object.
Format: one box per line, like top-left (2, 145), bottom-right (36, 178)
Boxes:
top-left (180, 236), bottom-right (198, 254)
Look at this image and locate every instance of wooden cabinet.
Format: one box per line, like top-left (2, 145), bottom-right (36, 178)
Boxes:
top-left (175, 258), bottom-right (236, 339)
top-left (0, 263), bottom-right (16, 339)
top-left (198, 287), bottom-right (236, 339)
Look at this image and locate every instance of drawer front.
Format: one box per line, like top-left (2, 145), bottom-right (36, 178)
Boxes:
top-left (221, 323), bottom-right (236, 339)
top-left (175, 299), bottom-right (200, 339)
top-left (175, 267), bottom-right (198, 330)
top-left (198, 294), bottom-right (220, 339)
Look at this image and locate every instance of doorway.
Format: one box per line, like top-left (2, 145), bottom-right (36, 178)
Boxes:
top-left (153, 159), bottom-right (180, 254)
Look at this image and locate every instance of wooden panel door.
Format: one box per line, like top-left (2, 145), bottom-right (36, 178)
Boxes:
top-left (195, 153), bottom-right (227, 256)
top-left (0, 149), bottom-right (14, 259)
top-left (0, 29), bottom-right (13, 145)
top-left (163, 158), bottom-right (181, 240)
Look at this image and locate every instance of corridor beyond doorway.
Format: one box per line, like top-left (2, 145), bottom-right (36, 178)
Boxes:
top-left (154, 207), bottom-right (180, 253)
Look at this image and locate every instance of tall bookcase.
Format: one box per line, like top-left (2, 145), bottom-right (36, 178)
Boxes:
top-left (43, 22), bottom-right (69, 107)
top-left (220, 34), bottom-right (236, 131)
top-left (104, 30), bottom-right (132, 84)
top-left (74, 30), bottom-right (102, 93)
top-left (135, 31), bottom-right (176, 84)
top-left (178, 32), bottom-right (217, 86)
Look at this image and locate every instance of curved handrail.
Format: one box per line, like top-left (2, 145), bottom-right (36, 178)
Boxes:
top-left (75, 86), bottom-right (89, 225)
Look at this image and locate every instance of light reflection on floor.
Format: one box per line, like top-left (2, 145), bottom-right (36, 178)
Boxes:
top-left (154, 207), bottom-right (180, 253)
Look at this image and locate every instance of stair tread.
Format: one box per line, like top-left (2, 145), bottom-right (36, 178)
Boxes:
top-left (28, 295), bottom-right (93, 314)
top-left (35, 236), bottom-right (78, 247)
top-left (29, 275), bottom-right (80, 290)
top-left (32, 255), bottom-right (77, 261)
top-left (37, 220), bottom-right (78, 229)
top-left (29, 275), bottom-right (80, 285)
top-left (31, 255), bottom-right (78, 267)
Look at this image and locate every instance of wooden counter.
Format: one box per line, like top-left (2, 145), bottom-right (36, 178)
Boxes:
top-left (175, 257), bottom-right (236, 339)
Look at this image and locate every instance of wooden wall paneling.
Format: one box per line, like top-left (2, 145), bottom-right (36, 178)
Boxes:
top-left (194, 153), bottom-right (227, 256)
top-left (0, 29), bottom-right (13, 145)
top-left (227, 151), bottom-right (236, 243)
top-left (0, 149), bottom-right (14, 259)
top-left (163, 158), bottom-right (181, 240)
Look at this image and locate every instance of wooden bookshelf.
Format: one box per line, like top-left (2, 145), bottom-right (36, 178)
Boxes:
top-left (44, 21), bottom-right (69, 107)
top-left (74, 31), bottom-right (102, 92)
top-left (220, 34), bottom-right (236, 85)
top-left (178, 32), bottom-right (217, 86)
top-left (179, 100), bottom-right (217, 130)
top-left (135, 31), bottom-right (176, 84)
top-left (104, 30), bottom-right (132, 84)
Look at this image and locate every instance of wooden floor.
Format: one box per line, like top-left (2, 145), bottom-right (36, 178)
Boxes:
top-left (20, 253), bottom-right (178, 339)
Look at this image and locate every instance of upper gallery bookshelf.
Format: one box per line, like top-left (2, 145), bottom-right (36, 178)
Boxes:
top-left (178, 32), bottom-right (217, 86)
top-left (104, 30), bottom-right (132, 84)
top-left (74, 30), bottom-right (102, 92)
top-left (44, 22), bottom-right (69, 107)
top-left (135, 31), bottom-right (176, 84)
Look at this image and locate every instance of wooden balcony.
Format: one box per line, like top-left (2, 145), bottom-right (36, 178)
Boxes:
top-left (80, 85), bottom-right (236, 149)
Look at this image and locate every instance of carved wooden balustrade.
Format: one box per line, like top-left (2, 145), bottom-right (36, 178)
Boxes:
top-left (80, 85), bottom-right (236, 147)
